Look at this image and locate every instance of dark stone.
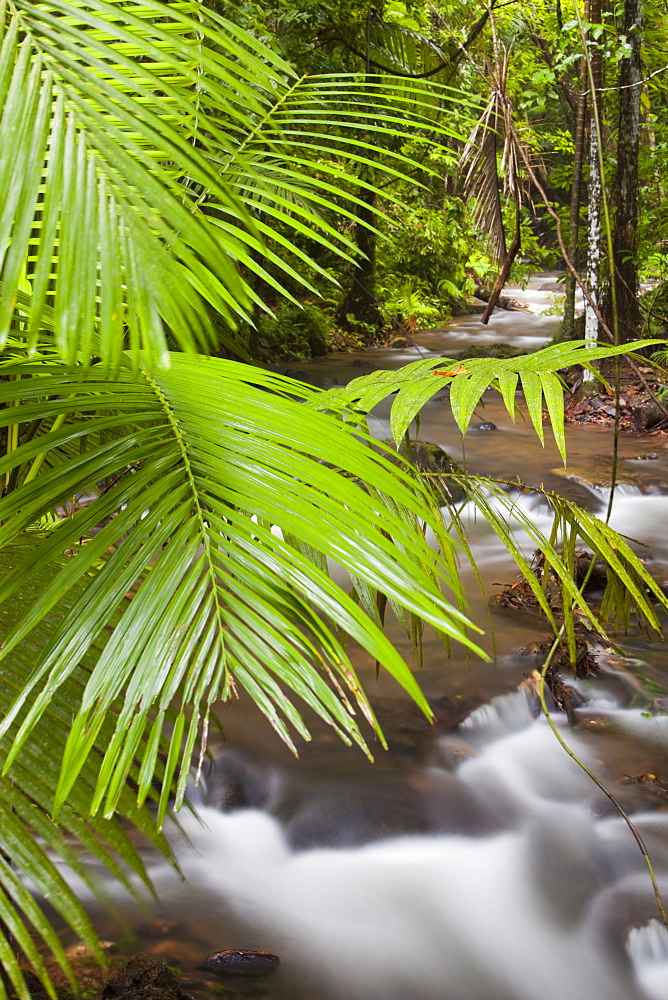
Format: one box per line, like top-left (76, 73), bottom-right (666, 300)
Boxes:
top-left (539, 281), bottom-right (563, 292)
top-left (457, 343), bottom-right (525, 362)
top-left (102, 955), bottom-right (188, 1000)
top-left (388, 336), bottom-right (410, 349)
top-left (472, 421), bottom-right (497, 431)
top-left (15, 972), bottom-right (74, 1000)
top-left (380, 439), bottom-right (467, 504)
top-left (202, 748), bottom-right (274, 812)
top-left (430, 693), bottom-right (484, 731)
top-left (279, 368), bottom-right (310, 381)
top-left (284, 781), bottom-right (432, 849)
top-left (201, 951), bottom-right (280, 977)
top-left (629, 402), bottom-right (666, 432)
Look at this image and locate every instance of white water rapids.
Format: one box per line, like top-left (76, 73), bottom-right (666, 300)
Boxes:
top-left (114, 680), bottom-right (668, 1000)
top-left (75, 276), bottom-right (668, 1000)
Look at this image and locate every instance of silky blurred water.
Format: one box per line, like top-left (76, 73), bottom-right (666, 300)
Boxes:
top-left (78, 276), bottom-right (668, 1000)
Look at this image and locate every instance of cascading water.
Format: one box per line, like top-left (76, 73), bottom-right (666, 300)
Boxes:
top-left (82, 276), bottom-right (668, 1000)
top-left (91, 683), bottom-right (668, 1000)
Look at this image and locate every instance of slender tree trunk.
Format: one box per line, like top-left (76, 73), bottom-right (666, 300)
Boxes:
top-left (336, 184), bottom-right (384, 336)
top-left (481, 193), bottom-right (521, 324)
top-left (336, 11), bottom-right (384, 339)
top-left (562, 76), bottom-right (587, 339)
top-left (583, 0), bottom-right (603, 374)
top-left (613, 0), bottom-right (642, 341)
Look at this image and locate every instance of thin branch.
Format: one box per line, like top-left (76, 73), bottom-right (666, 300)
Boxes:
top-left (337, 40), bottom-right (453, 78)
top-left (592, 61), bottom-right (668, 92)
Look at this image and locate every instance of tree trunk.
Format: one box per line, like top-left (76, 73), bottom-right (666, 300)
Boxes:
top-left (481, 203), bottom-right (521, 324)
top-left (336, 10), bottom-right (384, 340)
top-left (562, 76), bottom-right (587, 339)
top-left (336, 184), bottom-right (384, 337)
top-left (583, 0), bottom-right (603, 375)
top-left (612, 0), bottom-right (642, 341)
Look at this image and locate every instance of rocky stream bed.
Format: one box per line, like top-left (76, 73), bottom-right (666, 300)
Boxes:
top-left (32, 276), bottom-right (668, 1000)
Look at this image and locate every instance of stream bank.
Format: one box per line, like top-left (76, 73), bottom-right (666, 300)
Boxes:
top-left (60, 276), bottom-right (668, 1000)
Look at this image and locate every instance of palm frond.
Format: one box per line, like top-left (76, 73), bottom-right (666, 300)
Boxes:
top-left (308, 343), bottom-right (668, 654)
top-left (459, 52), bottom-right (525, 265)
top-left (460, 92), bottom-right (507, 263)
top-left (308, 340), bottom-right (665, 464)
top-left (0, 540), bottom-right (175, 1000)
top-left (1, 1), bottom-right (472, 367)
top-left (452, 477), bottom-right (668, 646)
top-left (0, 355), bottom-right (485, 827)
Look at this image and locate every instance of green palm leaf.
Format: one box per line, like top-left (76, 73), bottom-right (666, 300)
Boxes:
top-left (1, 1), bottom-right (471, 367)
top-left (0, 542), bottom-right (175, 1000)
top-left (310, 340), bottom-right (665, 464)
top-left (0, 355), bottom-right (484, 826)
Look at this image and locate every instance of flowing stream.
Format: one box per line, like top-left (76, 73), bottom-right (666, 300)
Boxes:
top-left (84, 277), bottom-right (668, 1000)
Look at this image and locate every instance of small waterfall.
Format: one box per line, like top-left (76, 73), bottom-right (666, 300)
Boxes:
top-left (75, 682), bottom-right (667, 1000)
top-left (628, 921), bottom-right (668, 1000)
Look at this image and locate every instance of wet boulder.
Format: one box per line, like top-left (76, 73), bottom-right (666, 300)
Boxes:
top-left (284, 779), bottom-right (433, 849)
top-left (202, 748), bottom-right (276, 812)
top-left (465, 296), bottom-right (488, 314)
top-left (380, 439), bottom-right (467, 504)
top-left (552, 456), bottom-right (668, 495)
top-left (201, 950), bottom-right (280, 977)
top-left (539, 280), bottom-right (564, 293)
top-left (457, 343), bottom-right (525, 361)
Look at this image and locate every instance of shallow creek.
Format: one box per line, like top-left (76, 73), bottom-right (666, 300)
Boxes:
top-left (87, 278), bottom-right (668, 1000)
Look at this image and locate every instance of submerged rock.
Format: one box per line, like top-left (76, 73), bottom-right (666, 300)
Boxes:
top-left (283, 780), bottom-right (432, 848)
top-left (457, 343), bottom-right (525, 361)
top-left (201, 950), bottom-right (280, 977)
top-left (472, 421), bottom-right (497, 432)
top-left (380, 439), bottom-right (467, 504)
top-left (201, 747), bottom-right (276, 812)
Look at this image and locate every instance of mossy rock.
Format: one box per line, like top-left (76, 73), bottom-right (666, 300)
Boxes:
top-left (381, 439), bottom-right (467, 504)
top-left (455, 343), bottom-right (525, 361)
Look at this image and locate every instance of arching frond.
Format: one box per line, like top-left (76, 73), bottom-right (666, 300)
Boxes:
top-left (0, 542), bottom-right (174, 1000)
top-left (309, 340), bottom-right (664, 463)
top-left (450, 477), bottom-right (668, 645)
top-left (1, 1), bottom-right (471, 367)
top-left (0, 355), bottom-right (484, 828)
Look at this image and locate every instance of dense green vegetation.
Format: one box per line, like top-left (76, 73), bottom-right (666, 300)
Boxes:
top-left (0, 0), bottom-right (666, 995)
top-left (203, 0), bottom-right (668, 354)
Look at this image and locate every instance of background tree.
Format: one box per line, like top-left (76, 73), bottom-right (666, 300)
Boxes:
top-left (0, 3), bottom-right (666, 996)
top-left (612, 0), bottom-right (643, 340)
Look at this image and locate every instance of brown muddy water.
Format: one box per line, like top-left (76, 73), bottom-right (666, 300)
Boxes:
top-left (76, 278), bottom-right (668, 1000)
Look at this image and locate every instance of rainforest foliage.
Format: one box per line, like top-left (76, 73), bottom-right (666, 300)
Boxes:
top-left (0, 0), bottom-right (667, 996)
top-left (205, 0), bottom-right (668, 355)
